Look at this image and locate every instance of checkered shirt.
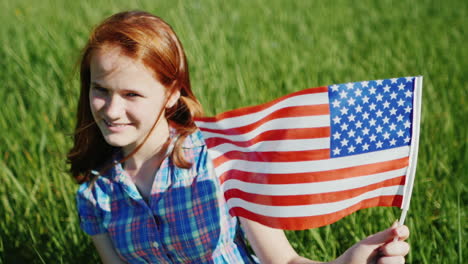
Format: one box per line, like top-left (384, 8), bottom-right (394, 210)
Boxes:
top-left (76, 129), bottom-right (257, 263)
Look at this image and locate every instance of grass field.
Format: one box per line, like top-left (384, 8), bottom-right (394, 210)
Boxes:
top-left (0, 0), bottom-right (466, 263)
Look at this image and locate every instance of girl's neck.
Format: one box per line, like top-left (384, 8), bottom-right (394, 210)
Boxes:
top-left (123, 119), bottom-right (171, 171)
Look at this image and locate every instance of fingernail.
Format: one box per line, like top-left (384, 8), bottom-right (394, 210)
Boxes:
top-left (395, 226), bottom-right (403, 236)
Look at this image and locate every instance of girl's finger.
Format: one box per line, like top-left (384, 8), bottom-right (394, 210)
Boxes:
top-left (377, 255), bottom-right (405, 264)
top-left (380, 241), bottom-right (410, 256)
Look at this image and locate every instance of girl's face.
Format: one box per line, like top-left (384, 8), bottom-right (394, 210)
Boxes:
top-left (89, 46), bottom-right (176, 153)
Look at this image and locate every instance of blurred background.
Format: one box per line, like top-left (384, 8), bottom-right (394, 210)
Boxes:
top-left (0, 0), bottom-right (466, 263)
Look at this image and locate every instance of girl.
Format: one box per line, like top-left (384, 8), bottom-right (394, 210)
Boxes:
top-left (69, 11), bottom-right (410, 264)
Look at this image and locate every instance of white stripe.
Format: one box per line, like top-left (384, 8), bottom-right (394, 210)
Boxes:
top-left (226, 185), bottom-right (404, 217)
top-left (200, 115), bottom-right (330, 141)
top-left (215, 146), bottom-right (409, 176)
top-left (222, 167), bottom-right (407, 195)
top-left (207, 138), bottom-right (330, 159)
top-left (195, 92), bottom-right (329, 130)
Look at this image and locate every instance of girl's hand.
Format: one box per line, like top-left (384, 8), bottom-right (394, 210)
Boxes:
top-left (335, 222), bottom-right (410, 264)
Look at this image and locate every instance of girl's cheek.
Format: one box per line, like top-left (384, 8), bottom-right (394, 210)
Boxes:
top-left (90, 97), bottom-right (106, 112)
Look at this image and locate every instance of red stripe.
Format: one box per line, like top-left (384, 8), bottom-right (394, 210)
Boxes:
top-left (205, 127), bottom-right (330, 148)
top-left (218, 157), bottom-right (409, 184)
top-left (224, 176), bottom-right (405, 206)
top-left (196, 86), bottom-right (328, 122)
top-left (229, 195), bottom-right (403, 230)
top-left (198, 104), bottom-right (329, 135)
top-left (213, 149), bottom-right (330, 167)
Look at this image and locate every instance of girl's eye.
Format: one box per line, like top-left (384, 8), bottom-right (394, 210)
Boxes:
top-left (126, 93), bottom-right (140, 97)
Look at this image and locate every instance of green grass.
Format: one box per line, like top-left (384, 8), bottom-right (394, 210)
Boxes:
top-left (0, 0), bottom-right (466, 263)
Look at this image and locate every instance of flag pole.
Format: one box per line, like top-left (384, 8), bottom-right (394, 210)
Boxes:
top-left (397, 76), bottom-right (423, 229)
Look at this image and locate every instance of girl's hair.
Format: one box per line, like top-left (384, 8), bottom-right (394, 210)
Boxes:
top-left (67, 11), bottom-right (203, 184)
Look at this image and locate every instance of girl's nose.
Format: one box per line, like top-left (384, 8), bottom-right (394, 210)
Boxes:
top-left (104, 95), bottom-right (124, 120)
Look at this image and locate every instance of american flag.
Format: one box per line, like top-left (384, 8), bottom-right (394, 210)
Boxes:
top-left (195, 76), bottom-right (422, 230)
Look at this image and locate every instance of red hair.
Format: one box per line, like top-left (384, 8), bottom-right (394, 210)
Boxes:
top-left (67, 11), bottom-right (203, 184)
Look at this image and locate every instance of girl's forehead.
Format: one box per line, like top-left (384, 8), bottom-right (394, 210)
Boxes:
top-left (91, 46), bottom-right (136, 74)
top-left (90, 46), bottom-right (158, 89)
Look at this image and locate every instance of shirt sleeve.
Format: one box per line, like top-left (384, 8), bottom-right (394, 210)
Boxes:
top-left (75, 182), bottom-right (107, 235)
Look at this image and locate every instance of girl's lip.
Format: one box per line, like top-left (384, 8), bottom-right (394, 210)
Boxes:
top-left (103, 119), bottom-right (132, 126)
top-left (102, 119), bottom-right (132, 132)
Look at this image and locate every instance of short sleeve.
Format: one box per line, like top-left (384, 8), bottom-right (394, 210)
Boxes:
top-left (76, 183), bottom-right (107, 235)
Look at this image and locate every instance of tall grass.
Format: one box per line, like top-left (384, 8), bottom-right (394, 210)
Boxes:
top-left (0, 0), bottom-right (466, 263)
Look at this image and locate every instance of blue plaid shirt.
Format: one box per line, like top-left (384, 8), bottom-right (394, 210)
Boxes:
top-left (76, 130), bottom-right (256, 263)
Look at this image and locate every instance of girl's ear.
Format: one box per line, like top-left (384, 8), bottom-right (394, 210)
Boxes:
top-left (166, 90), bottom-right (180, 109)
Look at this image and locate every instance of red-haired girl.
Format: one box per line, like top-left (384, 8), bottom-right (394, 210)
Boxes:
top-left (69, 11), bottom-right (410, 264)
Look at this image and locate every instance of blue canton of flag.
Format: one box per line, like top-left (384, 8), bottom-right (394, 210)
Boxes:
top-left (329, 77), bottom-right (415, 158)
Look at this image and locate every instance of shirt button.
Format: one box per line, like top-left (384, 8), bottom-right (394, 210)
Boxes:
top-left (152, 241), bottom-right (159, 247)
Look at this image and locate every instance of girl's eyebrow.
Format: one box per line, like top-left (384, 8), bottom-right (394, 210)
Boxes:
top-left (91, 81), bottom-right (106, 88)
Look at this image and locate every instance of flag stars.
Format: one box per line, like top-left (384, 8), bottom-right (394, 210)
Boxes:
top-left (362, 127), bottom-right (370, 135)
top-left (340, 107), bottom-right (349, 115)
top-left (362, 112), bottom-right (370, 120)
top-left (376, 94), bottom-right (383, 101)
top-left (333, 131), bottom-right (341, 139)
top-left (355, 89), bottom-right (362, 97)
top-left (397, 98), bottom-right (405, 106)
top-left (404, 120), bottom-right (411, 128)
top-left (340, 90), bottom-right (348, 99)
top-left (376, 109), bottom-right (383, 117)
top-left (405, 105), bottom-right (412, 113)
top-left (332, 99), bottom-right (341, 108)
top-left (397, 129), bottom-right (404, 137)
top-left (405, 90), bottom-right (412, 98)
top-left (331, 84), bottom-right (339, 92)
top-left (397, 114), bottom-right (404, 122)
top-left (330, 77), bottom-right (416, 157)
top-left (376, 141), bottom-right (383, 148)
top-left (355, 105), bottom-right (363, 113)
top-left (341, 138), bottom-right (349, 146)
top-left (333, 147), bottom-right (341, 155)
top-left (383, 131), bottom-right (390, 140)
top-left (355, 136), bottom-right (363, 144)
top-left (362, 96), bottom-right (370, 104)
top-left (362, 143), bottom-right (370, 151)
top-left (333, 116), bottom-right (341, 124)
top-left (355, 120), bottom-right (363, 128)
